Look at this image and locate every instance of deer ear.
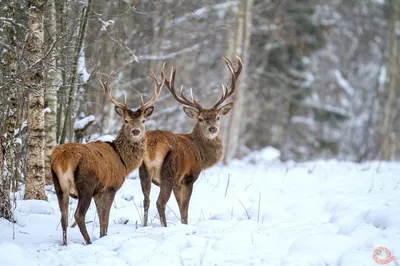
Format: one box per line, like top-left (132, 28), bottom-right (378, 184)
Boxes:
top-left (183, 106), bottom-right (199, 119)
top-left (115, 106), bottom-right (125, 117)
top-left (143, 106), bottom-right (154, 118)
top-left (218, 102), bottom-right (233, 115)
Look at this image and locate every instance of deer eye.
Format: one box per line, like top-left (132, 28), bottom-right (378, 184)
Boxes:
top-left (217, 117), bottom-right (220, 121)
top-left (124, 120), bottom-right (129, 123)
top-left (142, 119), bottom-right (145, 123)
top-left (198, 118), bottom-right (204, 122)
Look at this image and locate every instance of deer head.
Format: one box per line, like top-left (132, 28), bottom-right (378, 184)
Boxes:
top-left (100, 70), bottom-right (164, 143)
top-left (163, 54), bottom-right (242, 139)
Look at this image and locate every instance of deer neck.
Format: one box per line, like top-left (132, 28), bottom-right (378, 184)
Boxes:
top-left (190, 124), bottom-right (224, 170)
top-left (114, 129), bottom-right (146, 174)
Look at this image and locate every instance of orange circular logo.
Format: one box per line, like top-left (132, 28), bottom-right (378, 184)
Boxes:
top-left (373, 247), bottom-right (398, 264)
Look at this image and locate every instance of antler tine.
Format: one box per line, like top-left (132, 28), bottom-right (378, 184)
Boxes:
top-left (164, 66), bottom-right (203, 110)
top-left (212, 54), bottom-right (243, 109)
top-left (100, 71), bottom-right (126, 109)
top-left (141, 67), bottom-right (165, 110)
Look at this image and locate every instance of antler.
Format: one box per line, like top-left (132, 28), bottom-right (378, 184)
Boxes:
top-left (212, 54), bottom-right (243, 109)
top-left (141, 66), bottom-right (165, 110)
top-left (162, 66), bottom-right (203, 110)
top-left (100, 71), bottom-right (127, 110)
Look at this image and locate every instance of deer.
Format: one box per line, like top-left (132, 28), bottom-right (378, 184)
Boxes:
top-left (139, 54), bottom-right (242, 227)
top-left (50, 69), bottom-right (164, 245)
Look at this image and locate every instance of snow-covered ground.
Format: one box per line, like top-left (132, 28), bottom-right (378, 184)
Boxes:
top-left (1, 150), bottom-right (400, 266)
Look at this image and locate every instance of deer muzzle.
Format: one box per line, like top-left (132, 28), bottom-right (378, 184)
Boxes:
top-left (208, 127), bottom-right (217, 134)
top-left (132, 129), bottom-right (141, 136)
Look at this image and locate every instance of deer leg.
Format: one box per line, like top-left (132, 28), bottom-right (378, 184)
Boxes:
top-left (156, 181), bottom-right (173, 227)
top-left (94, 189), bottom-right (116, 237)
top-left (172, 186), bottom-right (182, 219)
top-left (139, 164), bottom-right (151, 227)
top-left (180, 181), bottom-right (194, 225)
top-left (52, 169), bottom-right (69, 245)
top-left (60, 193), bottom-right (69, 244)
top-left (172, 186), bottom-right (181, 208)
top-left (74, 195), bottom-right (92, 245)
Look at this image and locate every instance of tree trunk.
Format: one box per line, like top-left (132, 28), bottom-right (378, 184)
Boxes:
top-left (24, 0), bottom-right (47, 201)
top-left (60, 1), bottom-right (91, 144)
top-left (0, 137), bottom-right (5, 218)
top-left (44, 0), bottom-right (60, 185)
top-left (376, 0), bottom-right (399, 160)
top-left (223, 0), bottom-right (254, 163)
top-left (0, 0), bottom-right (18, 220)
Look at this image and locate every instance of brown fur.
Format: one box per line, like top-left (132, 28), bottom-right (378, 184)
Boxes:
top-left (51, 70), bottom-right (163, 245)
top-left (139, 55), bottom-right (242, 227)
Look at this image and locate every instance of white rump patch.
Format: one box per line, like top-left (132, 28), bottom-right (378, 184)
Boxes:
top-left (57, 165), bottom-right (78, 197)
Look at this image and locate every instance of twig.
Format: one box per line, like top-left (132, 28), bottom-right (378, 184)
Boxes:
top-left (367, 172), bottom-right (375, 193)
top-left (224, 174), bottom-right (230, 198)
top-left (0, 17), bottom-right (26, 28)
top-left (0, 32), bottom-right (69, 91)
top-left (166, 205), bottom-right (180, 221)
top-left (201, 209), bottom-right (206, 221)
top-left (91, 209), bottom-right (97, 235)
top-left (132, 201), bottom-right (143, 225)
top-left (92, 10), bottom-right (138, 63)
top-left (280, 167), bottom-right (289, 195)
top-left (257, 192), bottom-right (261, 223)
top-left (237, 199), bottom-right (250, 220)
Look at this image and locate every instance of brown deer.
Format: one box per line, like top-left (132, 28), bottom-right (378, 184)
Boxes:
top-left (51, 70), bottom-right (164, 245)
top-left (139, 55), bottom-right (242, 227)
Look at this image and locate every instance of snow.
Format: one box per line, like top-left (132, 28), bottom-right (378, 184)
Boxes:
top-left (1, 158), bottom-right (400, 266)
top-left (92, 134), bottom-right (115, 142)
top-left (378, 65), bottom-right (386, 92)
top-left (371, 0), bottom-right (385, 4)
top-left (99, 18), bottom-right (115, 31)
top-left (334, 70), bottom-right (355, 96)
top-left (74, 115), bottom-right (95, 130)
top-left (291, 116), bottom-right (316, 129)
top-left (241, 146), bottom-right (281, 165)
top-left (171, 1), bottom-right (237, 25)
top-left (43, 107), bottom-right (51, 113)
top-left (77, 43), bottom-right (90, 83)
top-left (14, 138), bottom-right (21, 145)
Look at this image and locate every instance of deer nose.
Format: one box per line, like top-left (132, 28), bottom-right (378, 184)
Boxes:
top-left (209, 127), bottom-right (217, 134)
top-left (132, 129), bottom-right (141, 136)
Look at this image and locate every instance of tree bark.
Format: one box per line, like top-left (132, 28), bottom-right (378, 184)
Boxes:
top-left (60, 1), bottom-right (91, 144)
top-left (0, 137), bottom-right (5, 218)
top-left (24, 0), bottom-right (47, 200)
top-left (44, 0), bottom-right (60, 185)
top-left (376, 0), bottom-right (399, 160)
top-left (223, 0), bottom-right (254, 163)
top-left (0, 0), bottom-right (18, 220)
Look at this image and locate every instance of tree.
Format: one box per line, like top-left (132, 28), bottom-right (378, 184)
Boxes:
top-left (44, 0), bottom-right (61, 185)
top-left (223, 0), bottom-right (254, 163)
top-left (57, 0), bottom-right (91, 145)
top-left (24, 0), bottom-right (47, 200)
top-left (376, 0), bottom-right (399, 160)
top-left (0, 0), bottom-right (19, 220)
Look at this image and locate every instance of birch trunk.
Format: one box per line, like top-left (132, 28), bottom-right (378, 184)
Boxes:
top-left (0, 137), bottom-right (5, 219)
top-left (377, 0), bottom-right (399, 160)
top-left (60, 1), bottom-right (91, 144)
top-left (223, 0), bottom-right (254, 163)
top-left (0, 0), bottom-right (18, 220)
top-left (24, 0), bottom-right (47, 200)
top-left (44, 0), bottom-right (60, 185)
